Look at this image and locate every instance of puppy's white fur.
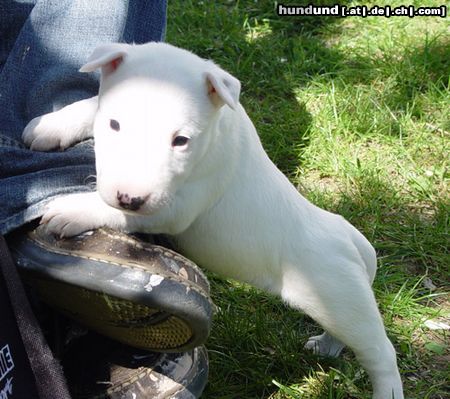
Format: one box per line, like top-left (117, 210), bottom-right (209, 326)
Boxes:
top-left (23, 42), bottom-right (404, 399)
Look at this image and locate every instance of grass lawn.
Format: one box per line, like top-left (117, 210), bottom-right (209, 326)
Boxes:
top-left (167, 1), bottom-right (449, 398)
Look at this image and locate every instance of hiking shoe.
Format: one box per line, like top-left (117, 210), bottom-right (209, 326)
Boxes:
top-left (8, 225), bottom-right (213, 352)
top-left (62, 331), bottom-right (208, 399)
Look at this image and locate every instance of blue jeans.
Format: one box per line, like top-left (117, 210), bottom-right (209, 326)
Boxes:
top-left (0, 0), bottom-right (167, 235)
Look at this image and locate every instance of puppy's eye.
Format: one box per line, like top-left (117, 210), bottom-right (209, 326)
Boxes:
top-left (172, 135), bottom-right (190, 148)
top-left (110, 119), bottom-right (120, 132)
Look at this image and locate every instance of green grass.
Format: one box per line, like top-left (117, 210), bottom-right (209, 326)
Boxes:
top-left (166, 1), bottom-right (449, 398)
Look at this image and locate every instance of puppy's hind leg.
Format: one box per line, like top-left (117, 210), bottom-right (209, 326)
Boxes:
top-left (280, 262), bottom-right (403, 399)
top-left (304, 331), bottom-right (345, 358)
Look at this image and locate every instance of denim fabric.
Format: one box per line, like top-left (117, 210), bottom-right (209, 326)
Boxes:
top-left (0, 0), bottom-right (167, 235)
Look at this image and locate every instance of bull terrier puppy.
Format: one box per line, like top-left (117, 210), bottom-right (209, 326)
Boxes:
top-left (23, 42), bottom-right (404, 399)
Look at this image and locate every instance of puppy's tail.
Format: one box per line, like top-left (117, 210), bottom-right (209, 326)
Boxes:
top-left (350, 227), bottom-right (377, 285)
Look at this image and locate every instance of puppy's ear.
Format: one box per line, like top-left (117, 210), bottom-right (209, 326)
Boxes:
top-left (79, 43), bottom-right (129, 76)
top-left (205, 64), bottom-right (241, 110)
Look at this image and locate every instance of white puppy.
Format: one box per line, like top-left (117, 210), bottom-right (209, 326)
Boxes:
top-left (23, 42), bottom-right (404, 399)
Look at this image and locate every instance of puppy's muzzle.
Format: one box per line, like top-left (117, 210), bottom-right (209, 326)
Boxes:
top-left (116, 191), bottom-right (149, 211)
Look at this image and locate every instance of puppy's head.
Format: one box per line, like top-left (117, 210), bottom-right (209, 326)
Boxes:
top-left (80, 42), bottom-right (241, 214)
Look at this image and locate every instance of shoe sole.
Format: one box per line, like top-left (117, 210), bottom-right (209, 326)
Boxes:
top-left (9, 227), bottom-right (213, 352)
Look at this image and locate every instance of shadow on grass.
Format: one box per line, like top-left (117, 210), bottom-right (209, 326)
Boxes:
top-left (385, 38), bottom-right (450, 109)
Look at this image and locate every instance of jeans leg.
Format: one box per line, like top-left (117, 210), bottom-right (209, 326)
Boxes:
top-left (0, 1), bottom-right (36, 72)
top-left (0, 0), bottom-right (167, 235)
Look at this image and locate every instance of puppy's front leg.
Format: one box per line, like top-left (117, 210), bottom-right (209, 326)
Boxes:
top-left (42, 191), bottom-right (126, 237)
top-left (23, 96), bottom-right (98, 151)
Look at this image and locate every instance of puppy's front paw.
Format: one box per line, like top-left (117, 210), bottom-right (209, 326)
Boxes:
top-left (22, 98), bottom-right (95, 151)
top-left (23, 114), bottom-right (64, 151)
top-left (41, 195), bottom-right (98, 237)
top-left (23, 111), bottom-right (75, 151)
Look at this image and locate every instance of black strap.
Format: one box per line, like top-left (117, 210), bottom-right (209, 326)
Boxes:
top-left (0, 235), bottom-right (70, 399)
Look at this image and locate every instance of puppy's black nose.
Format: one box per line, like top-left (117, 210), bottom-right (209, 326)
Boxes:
top-left (117, 191), bottom-right (146, 211)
